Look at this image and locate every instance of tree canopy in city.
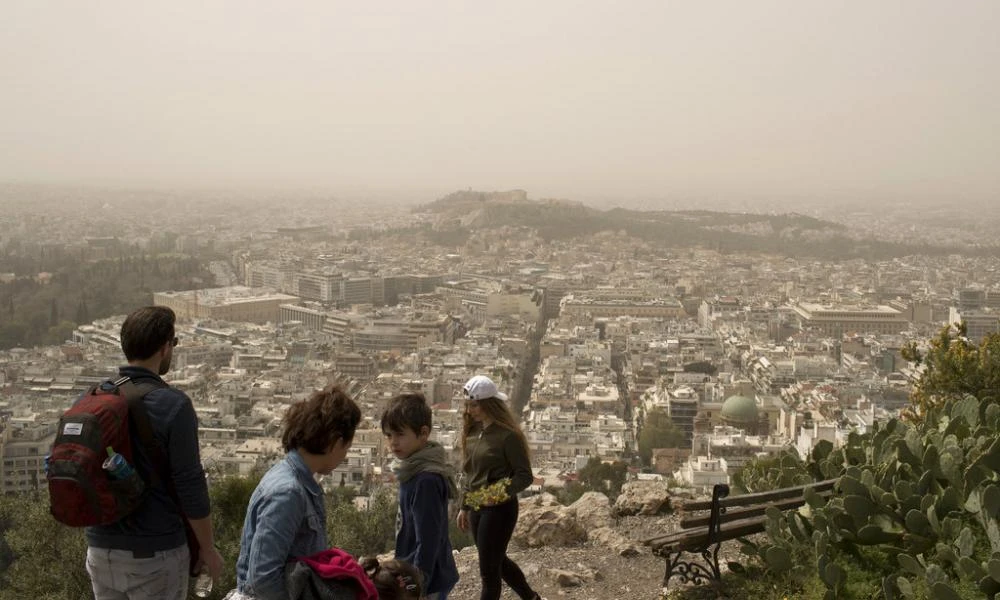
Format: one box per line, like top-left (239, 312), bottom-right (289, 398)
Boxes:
top-left (637, 407), bottom-right (685, 465)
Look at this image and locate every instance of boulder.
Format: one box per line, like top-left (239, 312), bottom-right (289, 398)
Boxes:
top-left (514, 498), bottom-right (588, 547)
top-left (453, 546), bottom-right (479, 577)
top-left (573, 563), bottom-right (603, 582)
top-left (547, 564), bottom-right (604, 587)
top-left (549, 569), bottom-right (586, 587)
top-left (588, 526), bottom-right (643, 557)
top-left (521, 492), bottom-right (562, 508)
top-left (613, 480), bottom-right (672, 516)
top-left (568, 491), bottom-right (614, 530)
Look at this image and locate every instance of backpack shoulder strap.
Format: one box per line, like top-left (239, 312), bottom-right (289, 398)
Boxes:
top-left (119, 378), bottom-right (170, 488)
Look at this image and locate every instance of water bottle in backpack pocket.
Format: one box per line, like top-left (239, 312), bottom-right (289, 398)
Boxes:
top-left (103, 446), bottom-right (146, 502)
top-left (103, 447), bottom-right (135, 479)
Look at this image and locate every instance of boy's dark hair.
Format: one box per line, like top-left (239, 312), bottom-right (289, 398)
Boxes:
top-left (380, 393), bottom-right (432, 435)
top-left (359, 557), bottom-right (423, 600)
top-left (282, 385), bottom-right (361, 454)
top-left (120, 306), bottom-right (176, 361)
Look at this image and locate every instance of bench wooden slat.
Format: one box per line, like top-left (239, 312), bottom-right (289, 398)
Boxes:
top-left (678, 489), bottom-right (833, 529)
top-left (676, 479), bottom-right (837, 513)
top-left (647, 514), bottom-right (770, 552)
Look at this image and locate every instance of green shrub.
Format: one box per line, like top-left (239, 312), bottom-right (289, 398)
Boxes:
top-left (0, 493), bottom-right (90, 600)
top-left (207, 472), bottom-right (264, 598)
top-left (327, 486), bottom-right (398, 558)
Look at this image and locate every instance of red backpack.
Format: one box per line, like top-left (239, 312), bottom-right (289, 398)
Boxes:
top-left (47, 376), bottom-right (162, 527)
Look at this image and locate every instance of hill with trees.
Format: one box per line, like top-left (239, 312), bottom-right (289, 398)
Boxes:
top-left (409, 189), bottom-right (992, 261)
top-left (0, 251), bottom-right (213, 350)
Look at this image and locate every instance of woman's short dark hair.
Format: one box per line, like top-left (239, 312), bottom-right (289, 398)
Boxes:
top-left (380, 393), bottom-right (432, 435)
top-left (282, 385), bottom-right (361, 454)
top-left (120, 306), bottom-right (176, 361)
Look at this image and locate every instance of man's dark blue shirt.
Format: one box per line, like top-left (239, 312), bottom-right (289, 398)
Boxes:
top-left (84, 365), bottom-right (210, 553)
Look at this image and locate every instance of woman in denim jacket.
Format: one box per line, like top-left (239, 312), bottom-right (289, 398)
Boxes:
top-left (233, 385), bottom-right (361, 600)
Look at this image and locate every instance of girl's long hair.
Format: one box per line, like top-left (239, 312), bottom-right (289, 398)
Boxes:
top-left (460, 396), bottom-right (530, 461)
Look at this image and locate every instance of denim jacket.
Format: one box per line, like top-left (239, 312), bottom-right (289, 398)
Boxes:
top-left (236, 450), bottom-right (328, 600)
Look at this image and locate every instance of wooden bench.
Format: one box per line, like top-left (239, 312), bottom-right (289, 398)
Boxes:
top-left (640, 479), bottom-right (838, 588)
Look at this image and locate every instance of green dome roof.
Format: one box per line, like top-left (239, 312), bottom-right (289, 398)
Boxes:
top-left (721, 395), bottom-right (758, 422)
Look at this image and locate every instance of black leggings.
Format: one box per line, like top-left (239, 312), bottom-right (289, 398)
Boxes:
top-left (469, 500), bottom-right (536, 600)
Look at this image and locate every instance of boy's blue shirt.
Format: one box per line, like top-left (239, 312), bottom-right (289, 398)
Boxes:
top-left (396, 470), bottom-right (459, 594)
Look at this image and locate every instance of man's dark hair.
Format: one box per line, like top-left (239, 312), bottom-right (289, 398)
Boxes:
top-left (282, 385), bottom-right (361, 454)
top-left (120, 306), bottom-right (176, 361)
top-left (381, 392), bottom-right (432, 435)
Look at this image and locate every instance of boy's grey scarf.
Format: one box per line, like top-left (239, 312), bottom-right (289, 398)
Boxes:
top-left (391, 441), bottom-right (458, 499)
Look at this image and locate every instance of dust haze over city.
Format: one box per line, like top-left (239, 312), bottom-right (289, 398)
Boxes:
top-left (2, 2), bottom-right (999, 211)
top-left (2, 3), bottom-right (1000, 600)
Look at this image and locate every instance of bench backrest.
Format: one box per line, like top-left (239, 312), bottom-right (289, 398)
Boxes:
top-left (677, 478), bottom-right (838, 512)
top-left (677, 479), bottom-right (838, 529)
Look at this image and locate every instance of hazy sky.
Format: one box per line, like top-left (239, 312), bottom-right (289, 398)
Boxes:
top-left (1, 1), bottom-right (997, 204)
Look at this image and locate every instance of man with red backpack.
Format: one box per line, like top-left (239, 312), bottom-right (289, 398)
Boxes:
top-left (76, 306), bottom-right (223, 599)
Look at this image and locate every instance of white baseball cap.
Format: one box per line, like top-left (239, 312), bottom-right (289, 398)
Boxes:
top-left (462, 375), bottom-right (508, 402)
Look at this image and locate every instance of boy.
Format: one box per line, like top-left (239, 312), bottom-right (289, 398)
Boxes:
top-left (381, 393), bottom-right (459, 600)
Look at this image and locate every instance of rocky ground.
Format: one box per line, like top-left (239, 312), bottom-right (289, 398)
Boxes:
top-left (445, 514), bottom-right (748, 600)
top-left (447, 514), bottom-right (668, 600)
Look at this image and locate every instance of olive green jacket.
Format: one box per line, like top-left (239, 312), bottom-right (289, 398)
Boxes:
top-left (461, 422), bottom-right (533, 509)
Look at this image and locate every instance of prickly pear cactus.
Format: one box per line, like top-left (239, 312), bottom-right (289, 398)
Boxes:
top-left (738, 391), bottom-right (1000, 598)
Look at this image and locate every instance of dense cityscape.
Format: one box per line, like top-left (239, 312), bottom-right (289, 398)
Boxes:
top-left (1, 187), bottom-right (997, 496)
top-left (0, 184), bottom-right (999, 598)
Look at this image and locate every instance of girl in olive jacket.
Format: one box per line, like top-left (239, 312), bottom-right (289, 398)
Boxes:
top-left (455, 376), bottom-right (542, 600)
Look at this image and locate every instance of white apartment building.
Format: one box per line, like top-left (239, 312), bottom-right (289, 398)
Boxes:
top-left (325, 446), bottom-right (377, 490)
top-left (0, 419), bottom-right (56, 494)
top-left (693, 425), bottom-right (788, 474)
top-left (676, 456), bottom-right (730, 489)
